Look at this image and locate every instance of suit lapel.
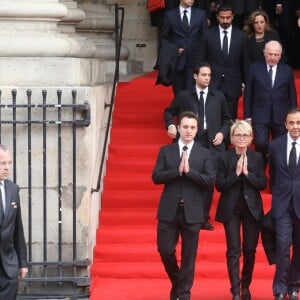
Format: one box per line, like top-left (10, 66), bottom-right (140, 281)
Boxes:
top-left (3, 180), bottom-right (13, 224)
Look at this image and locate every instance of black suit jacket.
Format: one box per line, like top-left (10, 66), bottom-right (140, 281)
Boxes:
top-left (215, 148), bottom-right (267, 223)
top-left (152, 142), bottom-right (215, 223)
top-left (197, 26), bottom-right (248, 99)
top-left (0, 180), bottom-right (27, 278)
top-left (164, 87), bottom-right (231, 151)
top-left (269, 134), bottom-right (300, 219)
top-left (161, 7), bottom-right (208, 71)
top-left (243, 60), bottom-right (297, 125)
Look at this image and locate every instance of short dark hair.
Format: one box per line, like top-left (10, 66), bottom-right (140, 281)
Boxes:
top-left (192, 62), bottom-right (211, 75)
top-left (178, 111), bottom-right (199, 126)
top-left (217, 4), bottom-right (234, 14)
top-left (285, 107), bottom-right (300, 121)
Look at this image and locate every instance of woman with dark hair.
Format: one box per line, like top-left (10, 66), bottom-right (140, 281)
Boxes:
top-left (243, 10), bottom-right (284, 64)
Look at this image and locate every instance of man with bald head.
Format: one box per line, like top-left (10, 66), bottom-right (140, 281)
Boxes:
top-left (244, 40), bottom-right (297, 167)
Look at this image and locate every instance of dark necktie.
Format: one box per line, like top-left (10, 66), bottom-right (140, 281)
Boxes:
top-left (268, 66), bottom-right (273, 87)
top-left (0, 183), bottom-right (4, 225)
top-left (182, 10), bottom-right (189, 31)
top-left (183, 145), bottom-right (188, 152)
top-left (222, 30), bottom-right (228, 56)
top-left (198, 91), bottom-right (205, 130)
top-left (288, 141), bottom-right (297, 174)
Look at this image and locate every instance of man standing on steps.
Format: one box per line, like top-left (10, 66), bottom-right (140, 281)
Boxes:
top-left (0, 144), bottom-right (28, 299)
top-left (164, 62), bottom-right (231, 231)
top-left (152, 111), bottom-right (215, 300)
top-left (159, 0), bottom-right (208, 96)
top-left (268, 108), bottom-right (300, 300)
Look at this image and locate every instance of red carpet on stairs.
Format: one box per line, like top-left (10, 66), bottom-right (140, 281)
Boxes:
top-left (90, 71), bottom-right (300, 300)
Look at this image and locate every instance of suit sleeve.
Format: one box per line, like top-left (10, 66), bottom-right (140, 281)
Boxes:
top-left (186, 150), bottom-right (215, 188)
top-left (164, 95), bottom-right (181, 128)
top-left (14, 187), bottom-right (28, 268)
top-left (288, 69), bottom-right (297, 109)
top-left (243, 152), bottom-right (267, 190)
top-left (243, 64), bottom-right (254, 119)
top-left (152, 147), bottom-right (181, 184)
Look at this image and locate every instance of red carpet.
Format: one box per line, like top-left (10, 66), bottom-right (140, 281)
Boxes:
top-left (90, 71), bottom-right (300, 300)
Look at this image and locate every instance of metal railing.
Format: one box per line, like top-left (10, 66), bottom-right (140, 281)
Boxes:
top-left (91, 3), bottom-right (125, 193)
top-left (0, 89), bottom-right (90, 297)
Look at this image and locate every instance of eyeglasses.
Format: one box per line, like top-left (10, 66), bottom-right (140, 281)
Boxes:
top-left (234, 134), bottom-right (251, 139)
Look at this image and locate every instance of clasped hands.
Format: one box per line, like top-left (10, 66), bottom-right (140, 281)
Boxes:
top-left (179, 150), bottom-right (189, 175)
top-left (236, 153), bottom-right (248, 176)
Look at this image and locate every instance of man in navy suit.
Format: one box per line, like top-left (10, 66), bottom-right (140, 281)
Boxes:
top-left (160, 0), bottom-right (208, 95)
top-left (244, 40), bottom-right (297, 167)
top-left (164, 62), bottom-right (231, 230)
top-left (152, 111), bottom-right (215, 300)
top-left (197, 4), bottom-right (248, 121)
top-left (0, 145), bottom-right (28, 299)
top-left (268, 108), bottom-right (300, 300)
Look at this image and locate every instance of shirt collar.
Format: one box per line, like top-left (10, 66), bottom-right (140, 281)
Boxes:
top-left (180, 6), bottom-right (191, 14)
top-left (219, 25), bottom-right (232, 35)
top-left (178, 139), bottom-right (194, 151)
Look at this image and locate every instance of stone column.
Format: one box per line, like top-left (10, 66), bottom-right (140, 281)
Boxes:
top-left (0, 0), bottom-right (97, 86)
top-left (76, 0), bottom-right (130, 75)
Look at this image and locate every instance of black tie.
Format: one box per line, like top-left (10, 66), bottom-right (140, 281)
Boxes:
top-left (183, 145), bottom-right (188, 152)
top-left (0, 183), bottom-right (4, 225)
top-left (222, 30), bottom-right (228, 56)
top-left (268, 66), bottom-right (273, 87)
top-left (288, 141), bottom-right (297, 174)
top-left (198, 91), bottom-right (205, 130)
top-left (182, 10), bottom-right (189, 31)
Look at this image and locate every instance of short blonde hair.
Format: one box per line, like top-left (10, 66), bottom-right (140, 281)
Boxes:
top-left (230, 120), bottom-right (253, 145)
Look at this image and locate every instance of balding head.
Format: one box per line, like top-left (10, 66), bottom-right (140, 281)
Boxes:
top-left (263, 40), bottom-right (282, 66)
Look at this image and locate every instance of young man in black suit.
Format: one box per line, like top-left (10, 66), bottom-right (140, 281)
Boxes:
top-left (197, 4), bottom-right (248, 121)
top-left (0, 144), bottom-right (28, 299)
top-left (152, 111), bottom-right (215, 300)
top-left (160, 0), bottom-right (208, 95)
top-left (164, 62), bottom-right (232, 230)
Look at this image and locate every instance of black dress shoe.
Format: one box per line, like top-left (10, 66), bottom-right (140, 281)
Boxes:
top-left (232, 295), bottom-right (240, 300)
top-left (241, 287), bottom-right (251, 300)
top-left (274, 294), bottom-right (285, 300)
top-left (201, 221), bottom-right (214, 231)
top-left (289, 291), bottom-right (299, 300)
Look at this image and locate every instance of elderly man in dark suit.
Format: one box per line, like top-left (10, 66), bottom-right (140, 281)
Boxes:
top-left (164, 62), bottom-right (231, 230)
top-left (197, 4), bottom-right (248, 121)
top-left (268, 108), bottom-right (300, 300)
top-left (160, 0), bottom-right (208, 95)
top-left (0, 144), bottom-right (28, 299)
top-left (152, 111), bottom-right (215, 300)
top-left (243, 40), bottom-right (297, 167)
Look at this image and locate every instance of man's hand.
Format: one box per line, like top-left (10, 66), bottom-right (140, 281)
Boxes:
top-left (167, 125), bottom-right (177, 139)
top-left (212, 132), bottom-right (224, 146)
top-left (18, 267), bottom-right (28, 280)
top-left (178, 48), bottom-right (185, 56)
top-left (179, 150), bottom-right (189, 174)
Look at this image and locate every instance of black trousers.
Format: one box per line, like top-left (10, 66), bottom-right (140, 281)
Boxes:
top-left (157, 206), bottom-right (201, 300)
top-left (223, 208), bottom-right (260, 296)
top-left (0, 259), bottom-right (18, 300)
top-left (273, 202), bottom-right (300, 296)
